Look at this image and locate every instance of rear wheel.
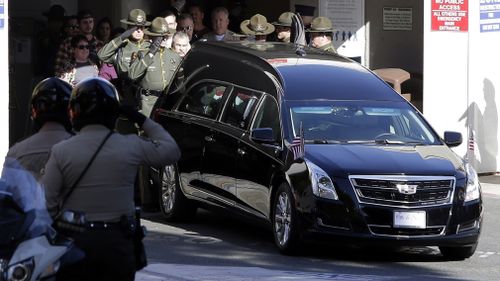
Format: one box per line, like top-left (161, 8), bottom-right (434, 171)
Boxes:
top-left (272, 183), bottom-right (301, 255)
top-left (159, 165), bottom-right (197, 221)
top-left (439, 244), bottom-right (477, 260)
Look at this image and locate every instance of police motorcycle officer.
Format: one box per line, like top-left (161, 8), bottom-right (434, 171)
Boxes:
top-left (128, 17), bottom-right (181, 117)
top-left (5, 77), bottom-right (73, 180)
top-left (41, 77), bottom-right (180, 281)
top-left (98, 8), bottom-right (151, 134)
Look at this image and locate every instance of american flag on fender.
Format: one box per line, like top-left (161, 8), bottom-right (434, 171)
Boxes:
top-left (290, 122), bottom-right (305, 160)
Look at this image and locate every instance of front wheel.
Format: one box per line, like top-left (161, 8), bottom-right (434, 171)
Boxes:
top-left (159, 165), bottom-right (197, 222)
top-left (439, 244), bottom-right (478, 260)
top-left (272, 183), bottom-right (302, 255)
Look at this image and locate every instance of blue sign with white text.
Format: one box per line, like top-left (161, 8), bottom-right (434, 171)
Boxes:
top-left (480, 0), bottom-right (500, 32)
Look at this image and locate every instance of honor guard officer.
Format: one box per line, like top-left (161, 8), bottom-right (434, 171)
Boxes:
top-left (42, 78), bottom-right (180, 281)
top-left (307, 16), bottom-right (337, 53)
top-left (98, 9), bottom-right (151, 133)
top-left (5, 78), bottom-right (73, 180)
top-left (272, 12), bottom-right (293, 43)
top-left (128, 17), bottom-right (181, 117)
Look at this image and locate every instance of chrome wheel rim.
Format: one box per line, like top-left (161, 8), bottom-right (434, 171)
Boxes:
top-left (274, 191), bottom-right (291, 246)
top-left (161, 165), bottom-right (176, 213)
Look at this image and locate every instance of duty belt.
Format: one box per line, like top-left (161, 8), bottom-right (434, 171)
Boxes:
top-left (139, 88), bottom-right (163, 97)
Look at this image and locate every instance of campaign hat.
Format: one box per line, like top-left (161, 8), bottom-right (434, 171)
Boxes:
top-left (240, 14), bottom-right (275, 36)
top-left (272, 12), bottom-right (293, 27)
top-left (43, 5), bottom-right (65, 20)
top-left (120, 9), bottom-right (151, 26)
top-left (144, 17), bottom-right (176, 37)
top-left (307, 17), bottom-right (333, 33)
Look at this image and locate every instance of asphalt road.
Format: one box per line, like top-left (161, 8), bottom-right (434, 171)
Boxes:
top-left (136, 179), bottom-right (500, 281)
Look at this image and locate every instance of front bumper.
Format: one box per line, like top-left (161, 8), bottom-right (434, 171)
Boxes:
top-left (299, 198), bottom-right (482, 248)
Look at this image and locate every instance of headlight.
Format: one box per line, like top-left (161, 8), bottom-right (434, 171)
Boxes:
top-left (465, 163), bottom-right (481, 202)
top-left (306, 160), bottom-right (338, 200)
top-left (6, 258), bottom-right (34, 281)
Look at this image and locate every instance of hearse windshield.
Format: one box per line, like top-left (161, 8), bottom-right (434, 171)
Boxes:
top-left (287, 100), bottom-right (441, 145)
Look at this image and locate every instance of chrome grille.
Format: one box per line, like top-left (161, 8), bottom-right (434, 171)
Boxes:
top-left (349, 175), bottom-right (455, 208)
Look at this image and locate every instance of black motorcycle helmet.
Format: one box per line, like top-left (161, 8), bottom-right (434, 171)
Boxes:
top-left (31, 77), bottom-right (72, 132)
top-left (69, 77), bottom-right (120, 131)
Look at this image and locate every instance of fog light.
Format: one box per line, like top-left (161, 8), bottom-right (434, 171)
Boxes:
top-left (6, 258), bottom-right (34, 281)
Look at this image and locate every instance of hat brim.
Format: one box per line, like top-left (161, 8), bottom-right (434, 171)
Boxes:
top-left (272, 21), bottom-right (292, 27)
top-left (143, 27), bottom-right (176, 37)
top-left (240, 20), bottom-right (275, 36)
top-left (120, 19), bottom-right (151, 27)
top-left (306, 28), bottom-right (333, 33)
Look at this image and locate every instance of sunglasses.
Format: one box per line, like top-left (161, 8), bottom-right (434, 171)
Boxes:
top-left (179, 26), bottom-right (192, 32)
top-left (77, 45), bottom-right (90, 50)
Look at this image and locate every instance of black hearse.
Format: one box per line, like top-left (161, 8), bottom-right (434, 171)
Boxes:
top-left (145, 41), bottom-right (482, 259)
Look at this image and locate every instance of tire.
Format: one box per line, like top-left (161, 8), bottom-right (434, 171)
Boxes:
top-left (272, 183), bottom-right (301, 255)
top-left (439, 244), bottom-right (478, 260)
top-left (159, 164), bottom-right (197, 221)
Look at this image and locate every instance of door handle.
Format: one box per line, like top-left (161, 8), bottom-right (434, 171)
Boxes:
top-left (237, 148), bottom-right (247, 155)
top-left (204, 135), bottom-right (215, 142)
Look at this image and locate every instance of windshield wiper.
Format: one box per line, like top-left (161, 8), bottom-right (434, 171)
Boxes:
top-left (304, 139), bottom-right (342, 144)
top-left (374, 139), bottom-right (425, 145)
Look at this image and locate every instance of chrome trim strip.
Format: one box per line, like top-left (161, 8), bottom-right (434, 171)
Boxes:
top-left (367, 224), bottom-right (446, 238)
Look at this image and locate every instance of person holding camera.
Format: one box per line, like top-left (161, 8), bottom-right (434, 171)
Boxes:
top-left (41, 77), bottom-right (180, 281)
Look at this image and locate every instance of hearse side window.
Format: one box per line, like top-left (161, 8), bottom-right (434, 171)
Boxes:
top-left (252, 95), bottom-right (281, 143)
top-left (222, 88), bottom-right (260, 130)
top-left (178, 83), bottom-right (227, 119)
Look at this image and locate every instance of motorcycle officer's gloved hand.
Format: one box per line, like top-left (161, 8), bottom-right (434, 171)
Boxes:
top-left (119, 105), bottom-right (147, 127)
top-left (120, 27), bottom-right (137, 40)
top-left (148, 36), bottom-right (163, 55)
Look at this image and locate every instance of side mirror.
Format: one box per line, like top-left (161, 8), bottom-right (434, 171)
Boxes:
top-left (251, 128), bottom-right (275, 144)
top-left (444, 131), bottom-right (462, 147)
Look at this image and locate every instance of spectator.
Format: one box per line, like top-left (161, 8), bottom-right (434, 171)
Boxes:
top-left (96, 17), bottom-right (113, 45)
top-left (202, 7), bottom-right (240, 41)
top-left (177, 13), bottom-right (194, 42)
top-left (172, 31), bottom-right (191, 57)
top-left (188, 3), bottom-right (210, 41)
top-left (160, 9), bottom-right (178, 48)
top-left (62, 15), bottom-right (79, 39)
top-left (240, 14), bottom-right (275, 42)
top-left (59, 35), bottom-right (99, 86)
top-left (54, 9), bottom-right (102, 77)
top-left (272, 12), bottom-right (293, 43)
top-left (36, 4), bottom-right (66, 77)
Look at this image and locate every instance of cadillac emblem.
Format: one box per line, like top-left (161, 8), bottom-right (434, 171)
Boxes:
top-left (396, 183), bottom-right (418, 195)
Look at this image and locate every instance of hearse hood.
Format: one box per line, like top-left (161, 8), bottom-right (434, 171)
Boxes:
top-left (305, 144), bottom-right (465, 178)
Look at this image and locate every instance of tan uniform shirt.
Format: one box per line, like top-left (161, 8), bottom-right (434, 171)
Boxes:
top-left (42, 119), bottom-right (180, 221)
top-left (6, 122), bottom-right (72, 180)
